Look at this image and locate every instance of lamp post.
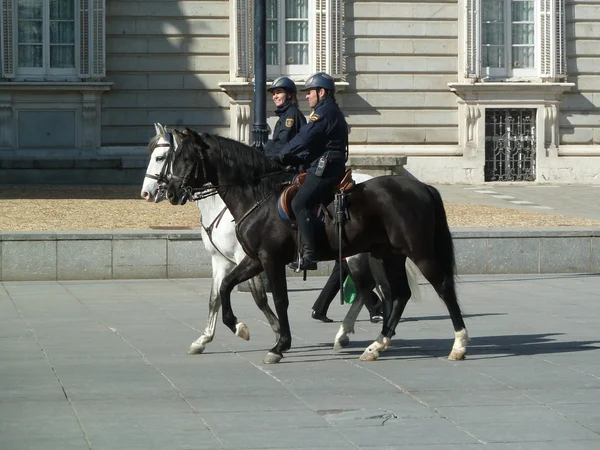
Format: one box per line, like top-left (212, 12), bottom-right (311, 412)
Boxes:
top-left (240, 0), bottom-right (271, 293)
top-left (252, 0), bottom-right (268, 151)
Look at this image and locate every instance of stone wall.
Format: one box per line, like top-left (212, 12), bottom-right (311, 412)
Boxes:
top-left (103, 1), bottom-right (231, 146)
top-left (2, 229), bottom-right (599, 281)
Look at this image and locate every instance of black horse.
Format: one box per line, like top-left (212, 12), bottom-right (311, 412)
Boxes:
top-left (166, 129), bottom-right (468, 364)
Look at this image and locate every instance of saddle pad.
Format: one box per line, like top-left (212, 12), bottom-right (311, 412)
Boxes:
top-left (277, 169), bottom-right (354, 227)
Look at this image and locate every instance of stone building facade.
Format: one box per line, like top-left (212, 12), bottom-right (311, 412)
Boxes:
top-left (1, 1), bottom-right (598, 184)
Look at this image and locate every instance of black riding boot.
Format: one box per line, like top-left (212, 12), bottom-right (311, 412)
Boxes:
top-left (289, 209), bottom-right (318, 271)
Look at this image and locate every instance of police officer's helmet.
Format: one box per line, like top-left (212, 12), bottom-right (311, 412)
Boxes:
top-left (300, 72), bottom-right (335, 94)
top-left (267, 77), bottom-right (297, 94)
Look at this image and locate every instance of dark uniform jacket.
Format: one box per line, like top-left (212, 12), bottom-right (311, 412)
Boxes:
top-left (278, 97), bottom-right (348, 178)
top-left (263, 100), bottom-right (305, 159)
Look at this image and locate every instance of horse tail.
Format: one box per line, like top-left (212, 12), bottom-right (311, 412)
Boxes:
top-left (425, 185), bottom-right (456, 283)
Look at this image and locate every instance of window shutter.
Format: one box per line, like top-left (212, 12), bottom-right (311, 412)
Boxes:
top-left (465, 0), bottom-right (480, 79)
top-left (539, 0), bottom-right (566, 79)
top-left (90, 0), bottom-right (105, 78)
top-left (1, 0), bottom-right (15, 79)
top-left (80, 0), bottom-right (105, 79)
top-left (235, 0), bottom-right (253, 79)
top-left (314, 0), bottom-right (345, 79)
top-left (554, 0), bottom-right (566, 78)
top-left (79, 0), bottom-right (90, 77)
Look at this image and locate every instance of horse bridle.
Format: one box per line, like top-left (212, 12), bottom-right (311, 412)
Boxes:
top-left (145, 130), bottom-right (175, 192)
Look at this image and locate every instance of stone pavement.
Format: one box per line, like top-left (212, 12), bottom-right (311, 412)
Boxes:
top-left (433, 183), bottom-right (600, 221)
top-left (2, 274), bottom-right (600, 450)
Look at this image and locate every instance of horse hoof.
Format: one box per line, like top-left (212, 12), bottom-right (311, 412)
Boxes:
top-left (448, 350), bottom-right (466, 360)
top-left (187, 344), bottom-right (205, 355)
top-left (235, 323), bottom-right (250, 341)
top-left (336, 335), bottom-right (350, 348)
top-left (333, 337), bottom-right (350, 351)
top-left (359, 349), bottom-right (379, 361)
top-left (264, 352), bottom-right (283, 364)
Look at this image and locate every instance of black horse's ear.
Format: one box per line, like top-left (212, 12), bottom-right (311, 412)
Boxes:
top-left (172, 128), bottom-right (185, 139)
top-left (183, 127), bottom-right (197, 137)
top-left (192, 131), bottom-right (210, 151)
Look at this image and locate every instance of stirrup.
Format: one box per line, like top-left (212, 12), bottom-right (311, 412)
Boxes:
top-left (288, 258), bottom-right (318, 272)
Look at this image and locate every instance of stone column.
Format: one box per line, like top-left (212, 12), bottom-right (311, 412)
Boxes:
top-left (0, 93), bottom-right (13, 149)
top-left (458, 101), bottom-right (484, 183)
top-left (233, 101), bottom-right (252, 144)
top-left (544, 104), bottom-right (558, 158)
top-left (218, 82), bottom-right (254, 145)
top-left (81, 92), bottom-right (100, 151)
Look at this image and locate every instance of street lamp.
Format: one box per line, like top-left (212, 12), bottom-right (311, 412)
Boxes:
top-left (252, 0), bottom-right (268, 151)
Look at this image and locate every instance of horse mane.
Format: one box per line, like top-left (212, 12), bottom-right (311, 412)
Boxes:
top-left (201, 133), bottom-right (292, 196)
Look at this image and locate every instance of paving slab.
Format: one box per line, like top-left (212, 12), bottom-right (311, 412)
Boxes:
top-left (1, 274), bottom-right (600, 449)
top-left (434, 183), bottom-right (600, 221)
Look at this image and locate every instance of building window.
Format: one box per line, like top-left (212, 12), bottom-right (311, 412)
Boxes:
top-left (482, 0), bottom-right (535, 78)
top-left (466, 0), bottom-right (565, 81)
top-left (485, 108), bottom-right (536, 182)
top-left (17, 0), bottom-right (76, 76)
top-left (267, 0), bottom-right (310, 77)
top-left (1, 0), bottom-right (106, 80)
top-left (234, 0), bottom-right (344, 81)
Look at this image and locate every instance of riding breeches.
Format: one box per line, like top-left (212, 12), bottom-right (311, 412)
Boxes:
top-left (291, 171), bottom-right (340, 260)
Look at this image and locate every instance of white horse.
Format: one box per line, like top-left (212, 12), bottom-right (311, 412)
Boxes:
top-left (142, 124), bottom-right (422, 358)
top-left (142, 124), bottom-right (280, 354)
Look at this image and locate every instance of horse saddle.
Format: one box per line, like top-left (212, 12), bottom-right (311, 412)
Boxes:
top-left (277, 168), bottom-right (355, 228)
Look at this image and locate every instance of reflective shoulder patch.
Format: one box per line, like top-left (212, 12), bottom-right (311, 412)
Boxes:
top-left (309, 114), bottom-right (320, 122)
top-left (285, 118), bottom-right (294, 127)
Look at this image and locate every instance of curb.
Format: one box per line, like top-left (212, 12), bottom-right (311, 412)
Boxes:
top-left (1, 228), bottom-right (599, 281)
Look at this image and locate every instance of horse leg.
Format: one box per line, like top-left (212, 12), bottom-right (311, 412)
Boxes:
top-left (417, 184), bottom-right (468, 359)
top-left (360, 254), bottom-right (412, 361)
top-left (333, 297), bottom-right (363, 351)
top-left (260, 259), bottom-right (291, 364)
top-left (246, 274), bottom-right (281, 344)
top-left (334, 254), bottom-right (373, 350)
top-left (415, 258), bottom-right (468, 360)
top-left (187, 257), bottom-right (232, 355)
top-left (219, 256), bottom-right (264, 341)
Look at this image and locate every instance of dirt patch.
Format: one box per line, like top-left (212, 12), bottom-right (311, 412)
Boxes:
top-left (2, 184), bottom-right (600, 232)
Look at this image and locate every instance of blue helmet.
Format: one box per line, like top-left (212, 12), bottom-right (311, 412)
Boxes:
top-left (267, 76), bottom-right (297, 94)
top-left (300, 72), bottom-right (335, 94)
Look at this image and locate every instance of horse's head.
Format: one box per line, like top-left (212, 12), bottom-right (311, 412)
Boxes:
top-left (166, 127), bottom-right (213, 205)
top-left (141, 123), bottom-right (184, 202)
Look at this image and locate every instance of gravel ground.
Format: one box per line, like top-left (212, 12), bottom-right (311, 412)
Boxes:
top-left (2, 184), bottom-right (600, 232)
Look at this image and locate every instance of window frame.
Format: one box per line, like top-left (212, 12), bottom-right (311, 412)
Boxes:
top-left (234, 0), bottom-right (344, 81)
top-left (481, 0), bottom-right (536, 79)
top-left (266, 0), bottom-right (312, 78)
top-left (15, 0), bottom-right (79, 78)
top-left (1, 0), bottom-right (106, 81)
top-left (464, 0), bottom-right (566, 82)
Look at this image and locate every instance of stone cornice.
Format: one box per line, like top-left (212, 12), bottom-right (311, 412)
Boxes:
top-left (448, 82), bottom-right (575, 103)
top-left (0, 82), bottom-right (113, 92)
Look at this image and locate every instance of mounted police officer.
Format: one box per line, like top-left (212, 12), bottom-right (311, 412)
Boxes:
top-left (278, 72), bottom-right (349, 271)
top-left (263, 77), bottom-right (305, 159)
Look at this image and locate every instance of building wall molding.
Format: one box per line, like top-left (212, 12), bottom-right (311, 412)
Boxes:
top-left (448, 82), bottom-right (574, 183)
top-left (0, 82), bottom-right (112, 155)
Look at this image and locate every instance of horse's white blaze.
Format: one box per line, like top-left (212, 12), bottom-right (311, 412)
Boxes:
top-left (449, 328), bottom-right (469, 360)
top-left (141, 123), bottom-right (171, 202)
